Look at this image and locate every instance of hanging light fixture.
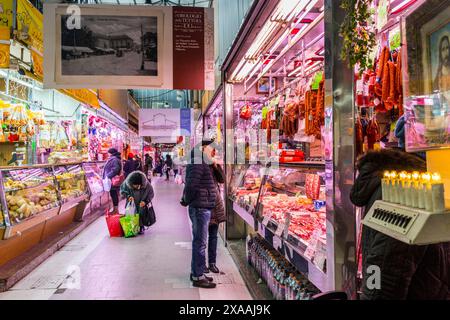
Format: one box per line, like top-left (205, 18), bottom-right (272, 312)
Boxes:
top-left (230, 0), bottom-right (321, 83)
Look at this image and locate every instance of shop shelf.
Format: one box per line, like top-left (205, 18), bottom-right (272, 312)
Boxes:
top-left (257, 221), bottom-right (328, 293)
top-left (59, 193), bottom-right (90, 212)
top-left (279, 161), bottom-right (326, 169)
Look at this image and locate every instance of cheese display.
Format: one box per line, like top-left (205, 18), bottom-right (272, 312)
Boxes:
top-left (0, 164), bottom-right (91, 227)
top-left (55, 171), bottom-right (87, 202)
top-left (3, 169), bottom-right (59, 225)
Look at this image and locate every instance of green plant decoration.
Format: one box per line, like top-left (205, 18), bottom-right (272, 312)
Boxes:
top-left (339, 0), bottom-right (377, 75)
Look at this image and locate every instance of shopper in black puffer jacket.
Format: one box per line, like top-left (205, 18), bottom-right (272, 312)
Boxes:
top-left (181, 140), bottom-right (218, 289)
top-left (103, 148), bottom-right (122, 213)
top-left (350, 148), bottom-right (450, 300)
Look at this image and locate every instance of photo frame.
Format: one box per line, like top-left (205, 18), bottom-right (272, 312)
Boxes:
top-left (44, 4), bottom-right (215, 90)
top-left (403, 0), bottom-right (450, 152)
top-left (256, 77), bottom-right (277, 94)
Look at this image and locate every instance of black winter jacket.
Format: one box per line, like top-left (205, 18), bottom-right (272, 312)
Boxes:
top-left (350, 149), bottom-right (450, 300)
top-left (210, 164), bottom-right (226, 225)
top-left (124, 159), bottom-right (138, 179)
top-left (182, 149), bottom-right (217, 209)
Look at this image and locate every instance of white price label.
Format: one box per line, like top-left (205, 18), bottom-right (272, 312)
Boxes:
top-left (273, 235), bottom-right (282, 250)
top-left (304, 245), bottom-right (315, 261)
top-left (304, 231), bottom-right (320, 261)
top-left (275, 223), bottom-right (285, 237)
top-left (314, 247), bottom-right (326, 271)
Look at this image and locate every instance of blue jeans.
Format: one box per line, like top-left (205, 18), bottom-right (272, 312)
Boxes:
top-left (208, 224), bottom-right (219, 265)
top-left (188, 207), bottom-right (211, 279)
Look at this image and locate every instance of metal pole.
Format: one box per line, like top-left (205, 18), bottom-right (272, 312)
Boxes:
top-left (324, 0), bottom-right (357, 297)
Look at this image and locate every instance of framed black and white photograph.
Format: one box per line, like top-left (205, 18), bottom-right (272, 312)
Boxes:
top-left (44, 4), bottom-right (167, 89)
top-left (44, 3), bottom-right (215, 90)
top-left (60, 15), bottom-right (158, 77)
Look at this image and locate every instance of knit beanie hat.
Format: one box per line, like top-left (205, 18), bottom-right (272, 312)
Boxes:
top-left (108, 148), bottom-right (118, 155)
top-left (129, 172), bottom-right (143, 186)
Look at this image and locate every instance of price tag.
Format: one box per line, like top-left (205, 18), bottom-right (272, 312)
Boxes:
top-left (304, 245), bottom-right (315, 261)
top-left (304, 230), bottom-right (320, 261)
top-left (262, 216), bottom-right (270, 226)
top-left (273, 235), bottom-right (282, 250)
top-left (283, 212), bottom-right (291, 238)
top-left (314, 245), bottom-right (327, 271)
top-left (275, 222), bottom-right (285, 237)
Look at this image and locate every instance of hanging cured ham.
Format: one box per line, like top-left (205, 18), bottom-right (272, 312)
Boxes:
top-left (280, 102), bottom-right (300, 138)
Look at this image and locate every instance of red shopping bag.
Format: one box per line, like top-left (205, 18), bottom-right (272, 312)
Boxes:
top-left (105, 210), bottom-right (124, 237)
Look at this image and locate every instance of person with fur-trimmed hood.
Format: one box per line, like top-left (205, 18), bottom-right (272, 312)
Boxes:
top-left (350, 148), bottom-right (449, 300)
top-left (120, 171), bottom-right (155, 235)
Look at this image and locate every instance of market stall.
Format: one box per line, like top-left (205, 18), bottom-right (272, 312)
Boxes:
top-left (216, 0), bottom-right (443, 299)
top-left (82, 110), bottom-right (126, 161)
top-left (219, 0), bottom-right (332, 297)
top-left (0, 161), bottom-right (106, 266)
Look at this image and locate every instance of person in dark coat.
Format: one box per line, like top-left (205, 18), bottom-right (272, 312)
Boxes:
top-left (181, 140), bottom-right (218, 289)
top-left (135, 154), bottom-right (143, 172)
top-left (123, 153), bottom-right (138, 179)
top-left (120, 171), bottom-right (154, 235)
top-left (103, 148), bottom-right (122, 213)
top-left (206, 159), bottom-right (226, 274)
top-left (144, 154), bottom-right (153, 178)
top-left (165, 154), bottom-right (173, 181)
top-left (350, 149), bottom-right (450, 300)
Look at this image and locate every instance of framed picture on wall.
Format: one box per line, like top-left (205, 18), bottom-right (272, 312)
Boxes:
top-left (404, 0), bottom-right (450, 152)
top-left (256, 77), bottom-right (277, 94)
top-left (405, 0), bottom-right (450, 97)
top-left (426, 20), bottom-right (450, 100)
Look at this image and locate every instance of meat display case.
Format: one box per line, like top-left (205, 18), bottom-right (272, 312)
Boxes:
top-left (228, 162), bottom-right (328, 291)
top-left (82, 161), bottom-right (106, 197)
top-left (81, 161), bottom-right (109, 217)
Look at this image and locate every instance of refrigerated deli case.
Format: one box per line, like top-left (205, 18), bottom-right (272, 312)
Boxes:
top-left (228, 162), bottom-right (328, 290)
top-left (0, 162), bottom-right (109, 266)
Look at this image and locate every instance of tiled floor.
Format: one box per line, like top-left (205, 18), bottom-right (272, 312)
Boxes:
top-left (0, 177), bottom-right (252, 300)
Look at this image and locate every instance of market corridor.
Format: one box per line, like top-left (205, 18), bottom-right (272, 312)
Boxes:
top-left (0, 178), bottom-right (252, 300)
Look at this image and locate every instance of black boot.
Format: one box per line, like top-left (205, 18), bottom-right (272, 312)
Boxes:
top-left (209, 264), bottom-right (220, 274)
top-left (138, 226), bottom-right (145, 235)
top-left (192, 278), bottom-right (216, 289)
